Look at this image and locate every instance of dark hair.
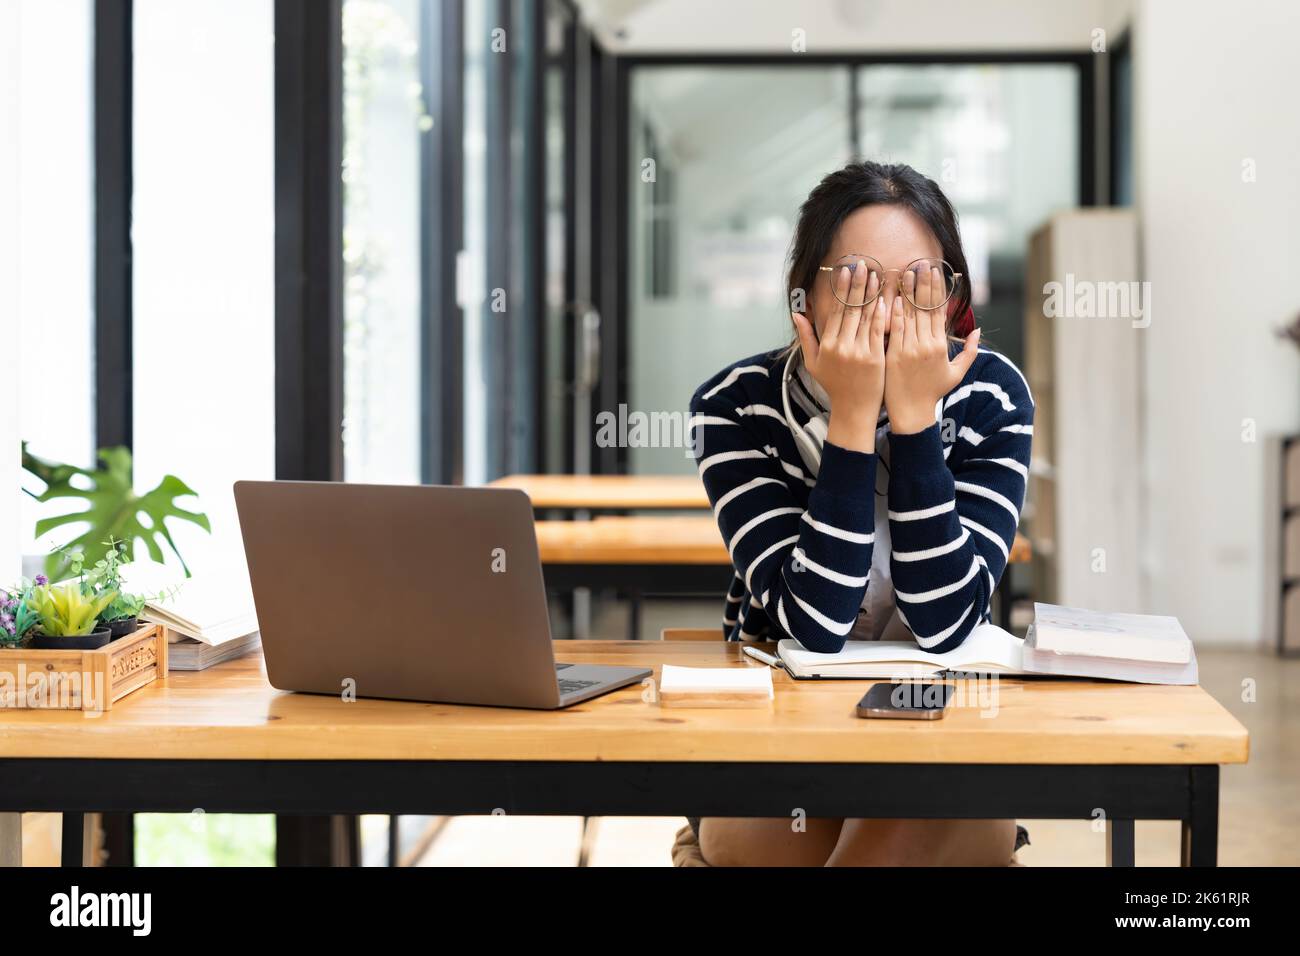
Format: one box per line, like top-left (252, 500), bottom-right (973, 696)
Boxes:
top-left (786, 161), bottom-right (971, 338)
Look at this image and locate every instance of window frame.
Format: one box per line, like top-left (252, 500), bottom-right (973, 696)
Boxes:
top-left (609, 50), bottom-right (1098, 474)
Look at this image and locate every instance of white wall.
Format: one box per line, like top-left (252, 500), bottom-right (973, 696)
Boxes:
top-left (580, 0), bottom-right (1133, 53)
top-left (0, 2), bottom-right (19, 582)
top-left (1134, 0), bottom-right (1300, 644)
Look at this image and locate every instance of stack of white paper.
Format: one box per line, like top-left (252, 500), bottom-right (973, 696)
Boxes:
top-left (659, 664), bottom-right (774, 707)
top-left (168, 633), bottom-right (262, 670)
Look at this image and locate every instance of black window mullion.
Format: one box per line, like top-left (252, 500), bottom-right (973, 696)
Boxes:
top-left (600, 53), bottom-right (628, 475)
top-left (94, 0), bottom-right (134, 457)
top-left (481, 0), bottom-right (510, 480)
top-left (525, 0), bottom-right (547, 474)
top-left (92, 0), bottom-right (136, 868)
top-left (273, 0), bottom-right (344, 483)
top-left (847, 64), bottom-right (860, 161)
top-left (559, 6), bottom-right (578, 475)
top-left (1079, 52), bottom-right (1098, 206)
top-left (271, 0), bottom-right (346, 865)
top-left (420, 0), bottom-right (464, 486)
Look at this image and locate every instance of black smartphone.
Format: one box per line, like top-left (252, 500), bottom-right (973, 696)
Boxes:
top-left (856, 682), bottom-right (953, 720)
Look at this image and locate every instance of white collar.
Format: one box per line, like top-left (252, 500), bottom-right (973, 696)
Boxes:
top-left (793, 353), bottom-right (832, 412)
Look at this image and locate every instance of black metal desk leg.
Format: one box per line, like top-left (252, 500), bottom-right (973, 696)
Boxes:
top-left (276, 815), bottom-right (361, 866)
top-left (1106, 818), bottom-right (1135, 866)
top-left (628, 591), bottom-right (642, 641)
top-left (996, 574), bottom-right (1013, 630)
top-left (101, 812), bottom-right (134, 866)
top-left (1181, 765), bottom-right (1219, 867)
top-left (61, 812), bottom-right (85, 867)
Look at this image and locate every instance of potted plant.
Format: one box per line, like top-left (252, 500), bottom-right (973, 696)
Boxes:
top-left (0, 576), bottom-right (44, 648)
top-left (0, 551), bottom-right (172, 712)
top-left (26, 580), bottom-right (118, 649)
top-left (70, 538), bottom-right (150, 639)
top-left (102, 592), bottom-right (148, 640)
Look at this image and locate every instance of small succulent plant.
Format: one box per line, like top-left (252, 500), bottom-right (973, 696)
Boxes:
top-left (27, 581), bottom-right (119, 638)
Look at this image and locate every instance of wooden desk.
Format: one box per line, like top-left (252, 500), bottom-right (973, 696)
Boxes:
top-left (537, 516), bottom-right (734, 640)
top-left (494, 473), bottom-right (1032, 562)
top-left (0, 643), bottom-right (1246, 867)
top-left (490, 474), bottom-right (710, 512)
top-left (536, 516), bottom-right (728, 567)
top-left (538, 516), bottom-right (1030, 568)
top-left (535, 515), bottom-right (1031, 638)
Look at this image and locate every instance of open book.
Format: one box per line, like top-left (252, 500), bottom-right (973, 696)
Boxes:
top-left (1022, 603), bottom-right (1197, 684)
top-left (121, 561), bottom-right (259, 647)
top-left (777, 623), bottom-right (1024, 679)
top-left (777, 608), bottom-right (1198, 685)
top-left (1029, 603), bottom-right (1192, 663)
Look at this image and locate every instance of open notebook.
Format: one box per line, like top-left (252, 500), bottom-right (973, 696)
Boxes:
top-left (777, 623), bottom-right (1025, 679)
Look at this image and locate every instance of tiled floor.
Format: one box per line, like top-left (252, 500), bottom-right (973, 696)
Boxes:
top-left (415, 602), bottom-right (1300, 866)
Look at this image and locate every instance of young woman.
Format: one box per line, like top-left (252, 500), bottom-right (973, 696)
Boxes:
top-left (686, 161), bottom-right (1034, 867)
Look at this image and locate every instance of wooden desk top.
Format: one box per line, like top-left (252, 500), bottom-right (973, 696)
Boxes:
top-left (491, 474), bottom-right (710, 510)
top-left (535, 515), bottom-right (1031, 567)
top-left (535, 516), bottom-right (728, 564)
top-left (0, 642), bottom-right (1246, 765)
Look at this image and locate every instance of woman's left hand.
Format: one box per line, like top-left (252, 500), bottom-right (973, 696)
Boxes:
top-left (884, 265), bottom-right (981, 435)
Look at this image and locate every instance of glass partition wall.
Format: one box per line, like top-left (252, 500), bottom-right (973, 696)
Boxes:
top-left (856, 63), bottom-right (1080, 366)
top-left (626, 66), bottom-right (852, 476)
top-left (622, 59), bottom-right (1084, 476)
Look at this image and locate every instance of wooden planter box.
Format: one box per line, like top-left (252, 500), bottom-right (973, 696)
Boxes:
top-left (0, 622), bottom-right (168, 712)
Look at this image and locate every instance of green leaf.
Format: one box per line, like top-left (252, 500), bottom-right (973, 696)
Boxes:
top-left (22, 443), bottom-right (211, 581)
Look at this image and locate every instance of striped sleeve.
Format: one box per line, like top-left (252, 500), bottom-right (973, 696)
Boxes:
top-left (885, 356), bottom-right (1034, 652)
top-left (690, 387), bottom-right (876, 653)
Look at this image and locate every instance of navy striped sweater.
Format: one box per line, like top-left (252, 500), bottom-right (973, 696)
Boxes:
top-left (689, 346), bottom-right (1034, 653)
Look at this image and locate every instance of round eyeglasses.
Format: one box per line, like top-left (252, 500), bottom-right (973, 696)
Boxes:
top-left (818, 255), bottom-right (961, 311)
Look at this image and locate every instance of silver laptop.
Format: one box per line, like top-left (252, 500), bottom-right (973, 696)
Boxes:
top-left (233, 481), bottom-right (651, 709)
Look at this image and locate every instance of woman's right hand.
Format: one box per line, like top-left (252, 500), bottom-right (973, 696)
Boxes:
top-left (792, 260), bottom-right (889, 453)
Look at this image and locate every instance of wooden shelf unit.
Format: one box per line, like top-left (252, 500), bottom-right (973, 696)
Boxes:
top-left (1023, 209), bottom-right (1142, 612)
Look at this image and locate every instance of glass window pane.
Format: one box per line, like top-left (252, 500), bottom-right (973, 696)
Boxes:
top-left (132, 0), bottom-right (275, 579)
top-left (505, 0), bottom-right (541, 475)
top-left (856, 63), bottom-right (1080, 364)
top-left (462, 0), bottom-right (553, 482)
top-left (130, 0), bottom-right (276, 867)
top-left (627, 66), bottom-right (852, 475)
top-left (542, 0), bottom-right (573, 475)
top-left (461, 0), bottom-right (491, 485)
top-left (342, 0), bottom-right (424, 484)
top-left (15, 0), bottom-right (95, 565)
